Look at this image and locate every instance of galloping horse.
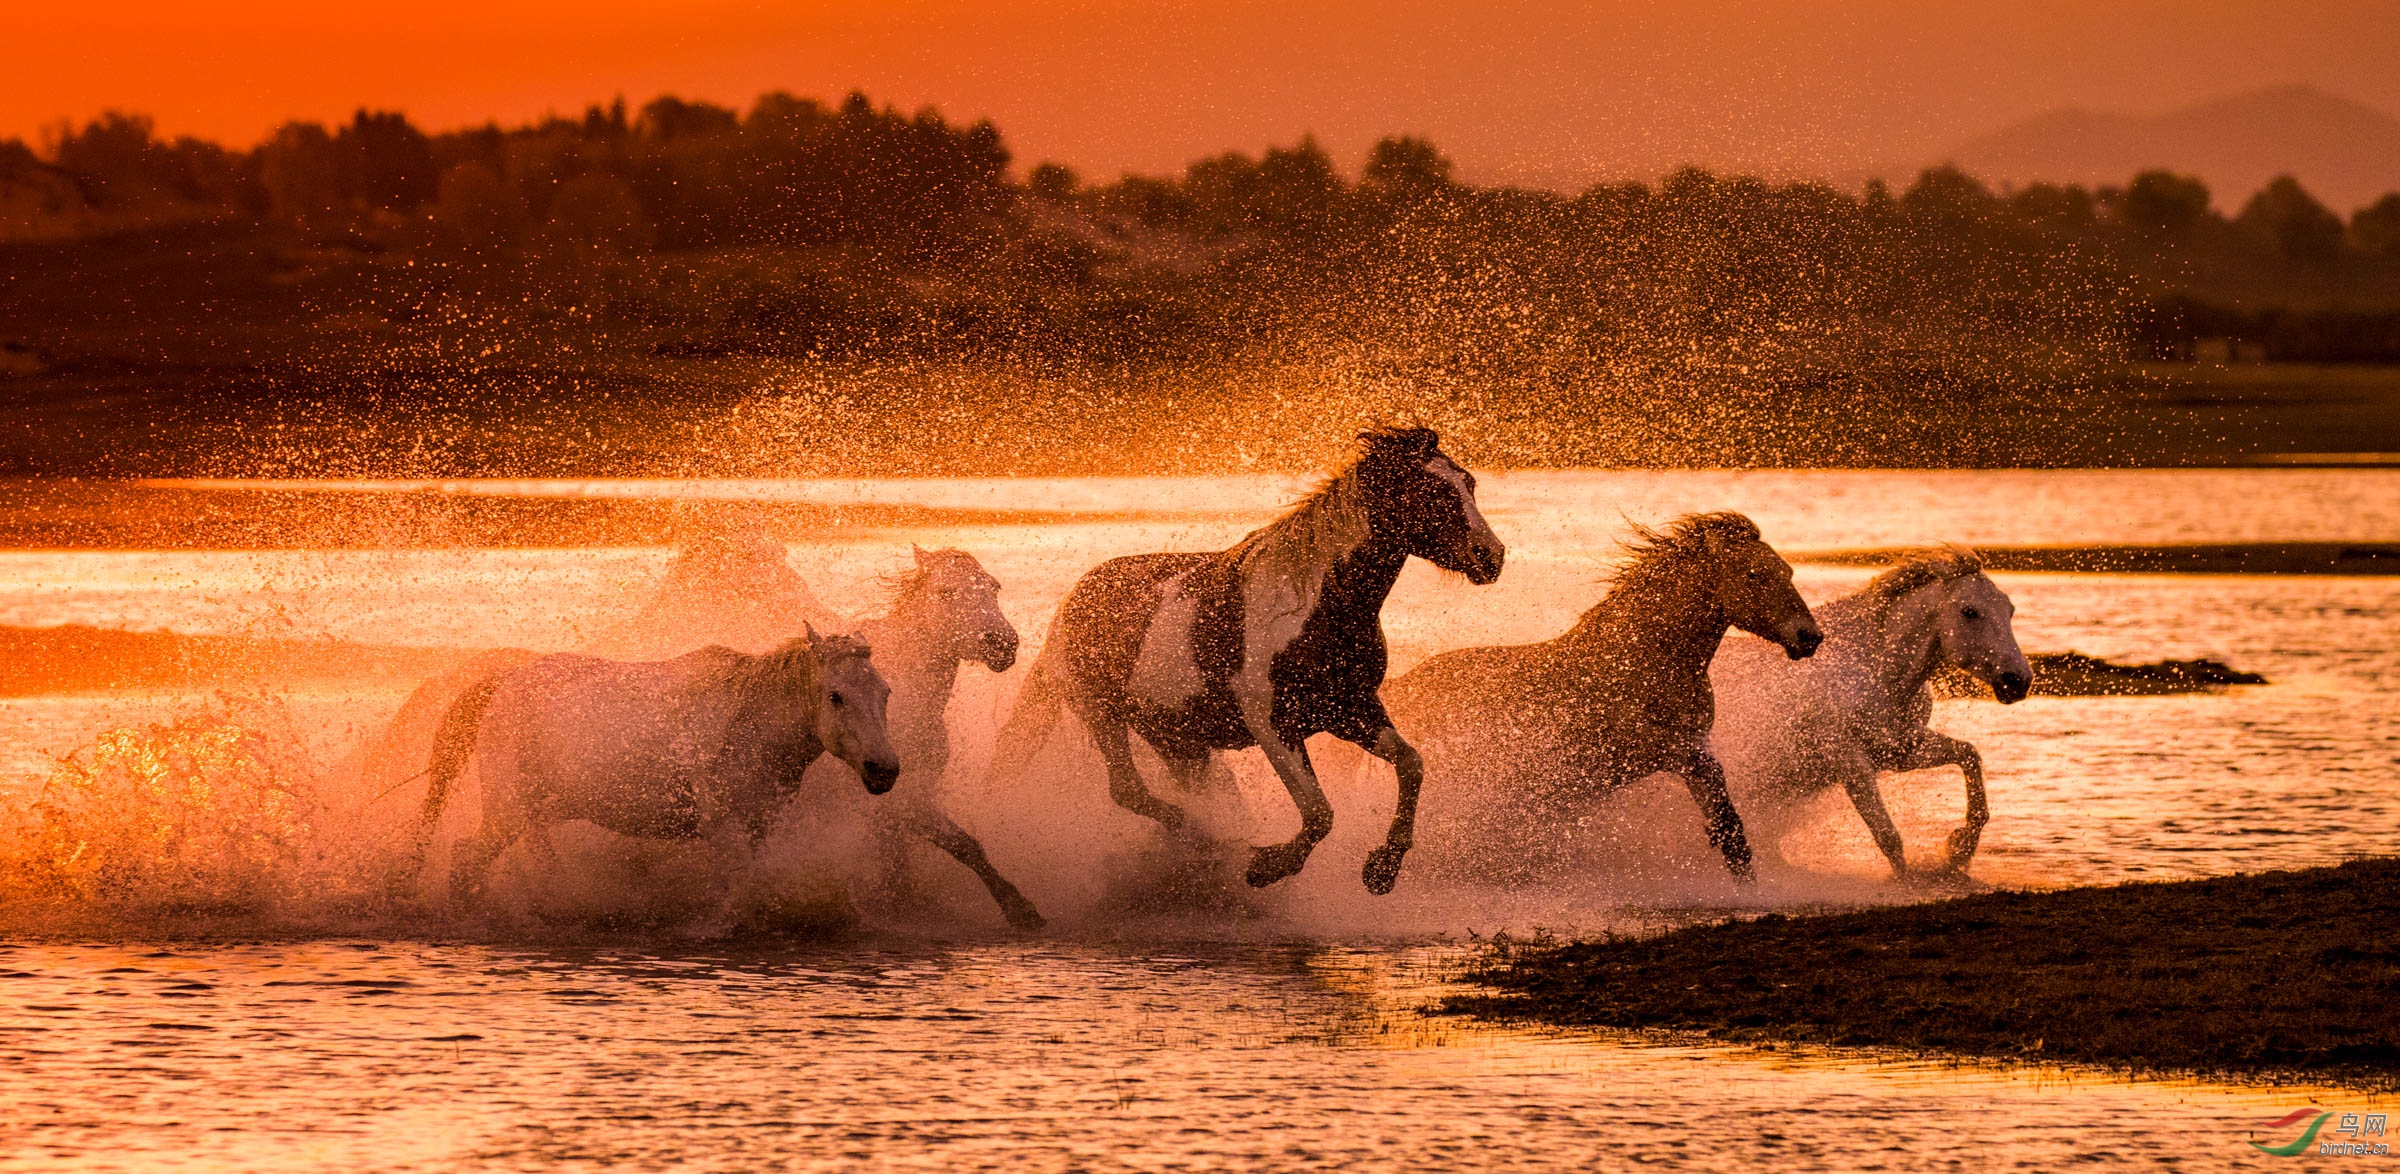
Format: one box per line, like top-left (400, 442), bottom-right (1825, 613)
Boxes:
top-left (1381, 512), bottom-right (1820, 883)
top-left (989, 426), bottom-right (1505, 894)
top-left (408, 629), bottom-right (900, 905)
top-left (852, 546), bottom-right (1043, 930)
top-left (1712, 548), bottom-right (2030, 878)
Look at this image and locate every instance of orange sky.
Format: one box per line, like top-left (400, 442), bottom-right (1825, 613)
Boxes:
top-left (10, 1), bottom-right (2400, 188)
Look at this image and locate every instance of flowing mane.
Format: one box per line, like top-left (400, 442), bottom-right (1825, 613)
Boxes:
top-left (1820, 546), bottom-right (1987, 624)
top-left (1231, 425), bottom-right (1439, 562)
top-left (1604, 511), bottom-right (1762, 595)
top-left (703, 632), bottom-right (874, 714)
top-left (878, 547), bottom-right (982, 610)
top-left (1862, 546), bottom-right (1985, 599)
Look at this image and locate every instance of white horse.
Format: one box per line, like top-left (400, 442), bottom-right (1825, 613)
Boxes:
top-left (1711, 549), bottom-right (2030, 879)
top-left (851, 546), bottom-right (1042, 930)
top-left (408, 628), bottom-right (900, 905)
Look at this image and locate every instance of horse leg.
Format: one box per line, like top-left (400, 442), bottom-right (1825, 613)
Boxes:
top-left (1078, 709), bottom-right (1192, 832)
top-left (1353, 726), bottom-right (1423, 896)
top-left (1678, 751), bottom-right (1757, 884)
top-left (903, 799), bottom-right (1045, 931)
top-left (1834, 748), bottom-right (1912, 879)
top-left (1235, 701), bottom-right (1333, 888)
top-left (1893, 732), bottom-right (1987, 872)
top-left (448, 809), bottom-right (526, 907)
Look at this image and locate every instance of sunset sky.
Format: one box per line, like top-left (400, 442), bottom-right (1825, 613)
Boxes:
top-left (10, 1), bottom-right (2400, 189)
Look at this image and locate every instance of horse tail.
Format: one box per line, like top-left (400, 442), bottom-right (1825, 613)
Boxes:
top-left (403, 672), bottom-right (504, 879)
top-left (985, 635), bottom-right (1067, 787)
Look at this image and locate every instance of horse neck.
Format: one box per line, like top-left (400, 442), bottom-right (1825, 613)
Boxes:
top-left (1240, 468), bottom-right (1371, 572)
top-left (854, 606), bottom-right (961, 706)
top-left (727, 645), bottom-right (821, 752)
top-left (1566, 562), bottom-right (1730, 674)
top-left (1238, 471), bottom-right (1410, 616)
top-left (1824, 588), bottom-right (1945, 703)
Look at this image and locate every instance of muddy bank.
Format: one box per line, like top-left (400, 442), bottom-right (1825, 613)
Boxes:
top-left (1804, 541), bottom-right (2400, 575)
top-left (1935, 651), bottom-right (2267, 698)
top-left (1452, 858), bottom-right (2400, 1086)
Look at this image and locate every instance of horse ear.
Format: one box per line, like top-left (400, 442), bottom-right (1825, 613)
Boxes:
top-left (912, 544), bottom-right (929, 566)
top-left (803, 621), bottom-right (822, 648)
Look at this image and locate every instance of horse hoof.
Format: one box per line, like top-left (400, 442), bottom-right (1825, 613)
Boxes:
top-left (1245, 845), bottom-right (1306, 888)
top-left (1362, 846), bottom-right (1408, 895)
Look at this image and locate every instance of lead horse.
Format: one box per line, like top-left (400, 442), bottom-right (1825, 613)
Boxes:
top-left (1712, 548), bottom-right (2030, 878)
top-left (407, 628), bottom-right (901, 905)
top-left (1381, 512), bottom-right (1821, 883)
top-left (989, 426), bottom-right (1505, 894)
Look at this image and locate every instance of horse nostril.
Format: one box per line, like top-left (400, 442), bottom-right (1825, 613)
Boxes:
top-left (863, 761), bottom-right (901, 793)
top-left (1788, 627), bottom-right (1823, 658)
top-left (1996, 672), bottom-right (2030, 703)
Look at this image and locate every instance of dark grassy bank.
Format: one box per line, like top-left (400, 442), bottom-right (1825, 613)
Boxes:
top-left (1455, 858), bottom-right (2400, 1086)
top-left (1807, 541), bottom-right (2400, 575)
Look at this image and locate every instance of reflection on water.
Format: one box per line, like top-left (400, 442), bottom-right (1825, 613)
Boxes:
top-left (0, 470), bottom-right (2393, 1168)
top-left (0, 940), bottom-right (2379, 1172)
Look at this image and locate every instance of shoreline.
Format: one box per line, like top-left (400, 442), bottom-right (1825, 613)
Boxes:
top-left (1450, 858), bottom-right (2400, 1090)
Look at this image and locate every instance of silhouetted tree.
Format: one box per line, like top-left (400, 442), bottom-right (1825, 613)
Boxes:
top-left (1363, 136), bottom-right (1454, 193)
top-left (260, 122), bottom-right (341, 218)
top-left (336, 110), bottom-right (438, 211)
top-left (1027, 162), bottom-right (1079, 202)
top-left (2354, 193), bottom-right (2400, 258)
top-left (638, 96), bottom-right (739, 141)
top-left (2237, 175), bottom-right (2345, 261)
top-left (2120, 170), bottom-right (2213, 240)
top-left (47, 113), bottom-right (158, 206)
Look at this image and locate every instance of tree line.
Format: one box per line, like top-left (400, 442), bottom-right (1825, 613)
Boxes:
top-left (5, 91), bottom-right (2400, 364)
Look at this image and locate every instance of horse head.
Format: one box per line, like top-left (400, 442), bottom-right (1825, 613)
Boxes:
top-left (1930, 567), bottom-right (2032, 703)
top-left (1354, 426), bottom-right (1505, 584)
top-left (1694, 514), bottom-right (1822, 659)
top-left (904, 545), bottom-right (1019, 672)
top-left (806, 626), bottom-right (901, 793)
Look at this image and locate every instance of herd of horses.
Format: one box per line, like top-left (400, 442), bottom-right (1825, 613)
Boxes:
top-left (395, 426), bottom-right (2033, 929)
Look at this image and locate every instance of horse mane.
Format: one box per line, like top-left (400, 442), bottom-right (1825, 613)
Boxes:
top-left (1606, 511), bottom-right (1762, 593)
top-left (1817, 546), bottom-right (1986, 624)
top-left (1862, 546), bottom-right (1985, 600)
top-left (1232, 425), bottom-right (1440, 561)
top-left (704, 633), bottom-right (874, 714)
top-left (877, 547), bottom-right (982, 610)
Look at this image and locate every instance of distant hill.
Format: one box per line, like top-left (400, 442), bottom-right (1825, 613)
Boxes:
top-left (1945, 86), bottom-right (2400, 214)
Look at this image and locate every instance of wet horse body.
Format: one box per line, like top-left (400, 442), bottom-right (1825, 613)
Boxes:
top-left (851, 547), bottom-right (1043, 930)
top-left (412, 631), bottom-right (899, 903)
top-left (1713, 549), bottom-right (2030, 877)
top-left (994, 427), bottom-right (1505, 893)
top-left (1382, 513), bottom-right (1821, 882)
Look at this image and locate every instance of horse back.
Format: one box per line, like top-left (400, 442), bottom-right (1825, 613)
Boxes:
top-left (1051, 552), bottom-right (1218, 720)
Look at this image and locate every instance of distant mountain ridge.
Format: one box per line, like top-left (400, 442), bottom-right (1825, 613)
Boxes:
top-left (1945, 86), bottom-right (2400, 213)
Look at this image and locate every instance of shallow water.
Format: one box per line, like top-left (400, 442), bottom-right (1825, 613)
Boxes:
top-left (1, 470), bottom-right (2395, 1170)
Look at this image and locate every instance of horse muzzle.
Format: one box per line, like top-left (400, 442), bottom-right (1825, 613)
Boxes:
top-left (1783, 624), bottom-right (1824, 660)
top-left (861, 759), bottom-right (901, 794)
top-left (1993, 670), bottom-right (2031, 704)
top-left (979, 633), bottom-right (1019, 673)
top-left (1459, 541), bottom-right (1505, 585)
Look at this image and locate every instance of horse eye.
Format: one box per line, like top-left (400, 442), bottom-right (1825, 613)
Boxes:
top-left (1961, 607), bottom-right (1981, 621)
top-left (829, 691), bottom-right (846, 706)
